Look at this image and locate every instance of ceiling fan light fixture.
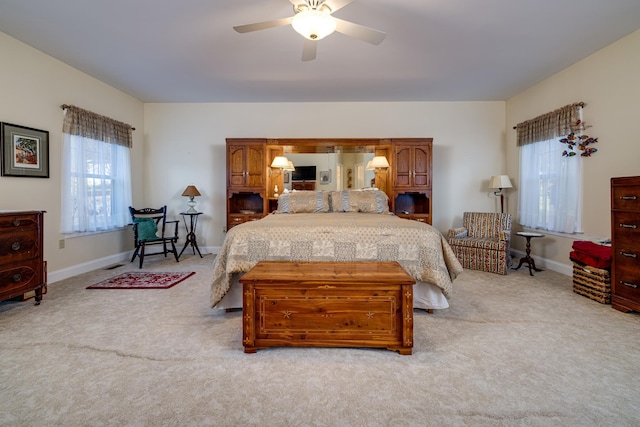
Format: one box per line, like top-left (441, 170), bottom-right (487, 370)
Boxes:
top-left (292, 9), bottom-right (336, 41)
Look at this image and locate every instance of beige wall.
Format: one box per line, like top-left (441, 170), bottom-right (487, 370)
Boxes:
top-left (506, 29), bottom-right (640, 273)
top-left (0, 33), bottom-right (145, 279)
top-left (144, 101), bottom-right (506, 249)
top-left (13, 27), bottom-right (636, 280)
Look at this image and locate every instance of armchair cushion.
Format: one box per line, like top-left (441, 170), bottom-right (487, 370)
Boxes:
top-left (448, 227), bottom-right (468, 239)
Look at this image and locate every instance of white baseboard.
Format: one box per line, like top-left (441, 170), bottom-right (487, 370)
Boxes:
top-left (48, 246), bottom-right (224, 284)
top-left (511, 249), bottom-right (572, 277)
top-left (48, 252), bottom-right (131, 284)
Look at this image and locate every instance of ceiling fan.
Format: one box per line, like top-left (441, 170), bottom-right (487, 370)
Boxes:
top-left (233, 0), bottom-right (386, 61)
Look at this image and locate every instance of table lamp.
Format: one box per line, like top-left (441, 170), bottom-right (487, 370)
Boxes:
top-left (182, 185), bottom-right (201, 213)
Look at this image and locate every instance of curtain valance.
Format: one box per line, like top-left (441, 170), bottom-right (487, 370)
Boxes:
top-left (515, 102), bottom-right (584, 146)
top-left (61, 104), bottom-right (133, 148)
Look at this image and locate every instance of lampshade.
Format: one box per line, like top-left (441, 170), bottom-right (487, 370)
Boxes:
top-left (291, 9), bottom-right (336, 41)
top-left (270, 156), bottom-right (290, 169)
top-left (370, 156), bottom-right (390, 169)
top-left (181, 185), bottom-right (201, 197)
top-left (365, 160), bottom-right (374, 171)
top-left (489, 175), bottom-right (513, 190)
top-left (285, 160), bottom-right (295, 171)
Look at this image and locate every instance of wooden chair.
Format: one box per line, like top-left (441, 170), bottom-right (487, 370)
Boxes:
top-left (129, 206), bottom-right (179, 268)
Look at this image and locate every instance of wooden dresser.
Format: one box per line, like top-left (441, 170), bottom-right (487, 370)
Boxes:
top-left (0, 211), bottom-right (46, 305)
top-left (610, 177), bottom-right (640, 313)
top-left (240, 261), bottom-right (416, 355)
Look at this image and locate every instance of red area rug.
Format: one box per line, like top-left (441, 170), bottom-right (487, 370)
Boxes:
top-left (87, 272), bottom-right (195, 289)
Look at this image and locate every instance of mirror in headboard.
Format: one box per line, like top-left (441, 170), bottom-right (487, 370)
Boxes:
top-left (266, 138), bottom-right (392, 198)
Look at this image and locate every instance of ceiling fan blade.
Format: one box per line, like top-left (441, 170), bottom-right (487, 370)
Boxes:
top-left (301, 39), bottom-right (317, 62)
top-left (325, 0), bottom-right (355, 13)
top-left (334, 18), bottom-right (386, 45)
top-left (233, 16), bottom-right (294, 33)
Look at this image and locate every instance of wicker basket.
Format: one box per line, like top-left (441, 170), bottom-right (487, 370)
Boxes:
top-left (572, 261), bottom-right (611, 304)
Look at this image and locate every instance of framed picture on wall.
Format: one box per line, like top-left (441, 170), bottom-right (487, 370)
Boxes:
top-left (1, 122), bottom-right (50, 178)
top-left (320, 170), bottom-right (331, 184)
top-left (284, 171), bottom-right (290, 183)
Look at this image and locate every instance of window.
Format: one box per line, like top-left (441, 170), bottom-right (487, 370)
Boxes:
top-left (516, 103), bottom-right (584, 234)
top-left (61, 106), bottom-right (133, 234)
top-left (519, 137), bottom-right (582, 233)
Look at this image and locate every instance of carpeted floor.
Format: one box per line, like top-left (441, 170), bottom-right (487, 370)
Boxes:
top-left (1, 254), bottom-right (639, 426)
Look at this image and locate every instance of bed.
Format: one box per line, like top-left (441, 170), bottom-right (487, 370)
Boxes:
top-left (211, 189), bottom-right (463, 311)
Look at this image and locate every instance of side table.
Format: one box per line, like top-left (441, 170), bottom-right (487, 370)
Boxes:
top-left (178, 212), bottom-right (203, 259)
top-left (513, 231), bottom-right (544, 276)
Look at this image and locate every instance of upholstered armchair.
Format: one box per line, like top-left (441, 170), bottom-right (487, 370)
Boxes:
top-left (447, 212), bottom-right (512, 275)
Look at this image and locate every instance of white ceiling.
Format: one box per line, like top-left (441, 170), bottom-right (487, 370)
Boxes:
top-left (1, 0), bottom-right (639, 103)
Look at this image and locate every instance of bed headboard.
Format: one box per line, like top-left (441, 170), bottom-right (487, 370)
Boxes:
top-left (226, 138), bottom-right (433, 231)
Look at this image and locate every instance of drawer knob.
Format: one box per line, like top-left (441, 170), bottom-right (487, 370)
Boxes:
top-left (619, 223), bottom-right (637, 229)
top-left (620, 251), bottom-right (637, 258)
top-left (619, 195), bottom-right (638, 200)
top-left (11, 242), bottom-right (21, 251)
top-left (11, 273), bottom-right (22, 282)
top-left (620, 281), bottom-right (638, 289)
top-left (12, 219), bottom-right (20, 226)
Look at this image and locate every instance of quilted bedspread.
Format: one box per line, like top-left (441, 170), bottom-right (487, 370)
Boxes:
top-left (211, 212), bottom-right (463, 308)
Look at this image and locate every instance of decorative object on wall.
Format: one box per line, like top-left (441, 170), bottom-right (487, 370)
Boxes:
top-left (1, 122), bottom-right (49, 178)
top-left (181, 185), bottom-right (201, 213)
top-left (320, 170), bottom-right (331, 184)
top-left (560, 129), bottom-right (599, 157)
top-left (489, 175), bottom-right (513, 214)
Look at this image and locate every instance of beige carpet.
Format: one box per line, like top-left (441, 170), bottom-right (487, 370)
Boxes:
top-left (1, 254), bottom-right (639, 426)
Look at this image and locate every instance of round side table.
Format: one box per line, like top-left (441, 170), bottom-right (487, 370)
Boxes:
top-left (178, 212), bottom-right (203, 259)
top-left (513, 231), bottom-right (544, 276)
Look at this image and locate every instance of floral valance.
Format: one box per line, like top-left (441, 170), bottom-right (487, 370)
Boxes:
top-left (515, 102), bottom-right (584, 146)
top-left (62, 104), bottom-right (133, 148)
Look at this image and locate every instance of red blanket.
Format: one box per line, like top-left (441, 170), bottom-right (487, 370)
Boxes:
top-left (570, 241), bottom-right (611, 269)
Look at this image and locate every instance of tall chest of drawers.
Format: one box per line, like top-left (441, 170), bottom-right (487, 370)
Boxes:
top-left (611, 177), bottom-right (640, 313)
top-left (0, 211), bottom-right (46, 305)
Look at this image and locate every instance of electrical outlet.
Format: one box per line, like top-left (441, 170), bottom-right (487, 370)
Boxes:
top-left (59, 239), bottom-right (65, 249)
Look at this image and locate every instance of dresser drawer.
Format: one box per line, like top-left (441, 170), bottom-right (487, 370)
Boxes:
top-left (612, 185), bottom-right (640, 211)
top-left (612, 212), bottom-right (640, 243)
top-left (0, 260), bottom-right (43, 301)
top-left (613, 269), bottom-right (640, 301)
top-left (0, 230), bottom-right (39, 263)
top-left (0, 214), bottom-right (40, 232)
top-left (614, 247), bottom-right (640, 264)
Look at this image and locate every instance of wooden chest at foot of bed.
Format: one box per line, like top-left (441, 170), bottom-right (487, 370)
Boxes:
top-left (240, 261), bottom-right (416, 355)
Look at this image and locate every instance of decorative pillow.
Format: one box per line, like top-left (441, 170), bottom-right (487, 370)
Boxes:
top-left (329, 189), bottom-right (390, 213)
top-left (277, 191), bottom-right (330, 213)
top-left (134, 217), bottom-right (158, 240)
